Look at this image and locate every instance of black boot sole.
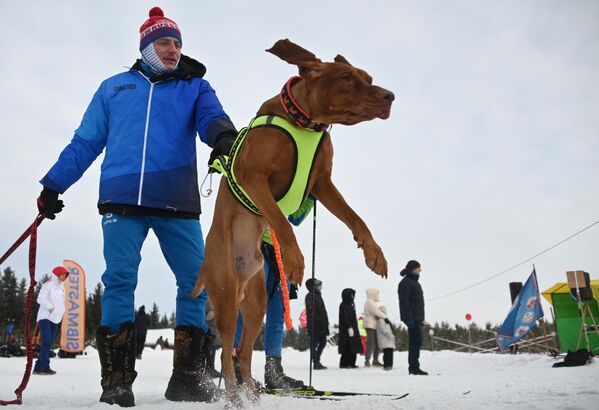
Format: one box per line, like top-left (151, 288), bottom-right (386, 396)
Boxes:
top-left (164, 375), bottom-right (220, 403)
top-left (99, 386), bottom-right (135, 407)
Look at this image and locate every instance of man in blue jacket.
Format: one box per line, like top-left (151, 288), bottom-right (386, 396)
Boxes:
top-left (36, 7), bottom-right (237, 406)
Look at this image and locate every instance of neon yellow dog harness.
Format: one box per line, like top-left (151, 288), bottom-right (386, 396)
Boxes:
top-left (211, 115), bottom-right (326, 217)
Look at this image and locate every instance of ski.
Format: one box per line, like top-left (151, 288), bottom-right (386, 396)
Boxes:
top-left (261, 386), bottom-right (409, 400)
top-left (262, 389), bottom-right (342, 401)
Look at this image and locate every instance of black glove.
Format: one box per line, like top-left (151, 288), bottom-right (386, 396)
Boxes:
top-left (37, 187), bottom-right (64, 220)
top-left (208, 132), bottom-right (236, 168)
top-left (384, 318), bottom-right (392, 326)
top-left (289, 284), bottom-right (298, 300)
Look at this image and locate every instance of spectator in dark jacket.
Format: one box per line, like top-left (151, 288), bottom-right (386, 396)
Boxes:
top-left (398, 260), bottom-right (427, 375)
top-left (338, 288), bottom-right (362, 368)
top-left (134, 306), bottom-right (149, 359)
top-left (305, 278), bottom-right (329, 370)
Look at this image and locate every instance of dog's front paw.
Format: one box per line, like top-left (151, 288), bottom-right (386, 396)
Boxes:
top-left (361, 238), bottom-right (388, 278)
top-left (283, 245), bottom-right (305, 285)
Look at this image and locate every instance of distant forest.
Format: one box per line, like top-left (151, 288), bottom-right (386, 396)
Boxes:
top-left (1, 266), bottom-right (554, 352)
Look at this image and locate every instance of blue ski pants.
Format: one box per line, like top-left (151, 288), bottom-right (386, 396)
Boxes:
top-left (99, 214), bottom-right (208, 333)
top-left (35, 319), bottom-right (58, 371)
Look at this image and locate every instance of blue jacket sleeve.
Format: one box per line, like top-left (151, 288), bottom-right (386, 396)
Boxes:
top-left (40, 82), bottom-right (109, 194)
top-left (288, 195), bottom-right (316, 226)
top-left (194, 79), bottom-right (236, 148)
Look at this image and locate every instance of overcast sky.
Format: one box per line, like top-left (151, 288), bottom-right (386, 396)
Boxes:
top-left (1, 0), bottom-right (598, 327)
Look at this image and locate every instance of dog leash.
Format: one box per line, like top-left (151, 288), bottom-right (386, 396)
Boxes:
top-left (269, 229), bottom-right (293, 330)
top-left (0, 214), bottom-right (45, 406)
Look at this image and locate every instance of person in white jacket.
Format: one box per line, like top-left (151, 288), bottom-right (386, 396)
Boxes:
top-left (33, 266), bottom-right (69, 375)
top-left (363, 288), bottom-right (387, 367)
top-left (376, 306), bottom-right (396, 370)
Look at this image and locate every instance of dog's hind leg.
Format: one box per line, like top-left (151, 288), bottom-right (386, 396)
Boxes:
top-left (237, 269), bottom-right (267, 401)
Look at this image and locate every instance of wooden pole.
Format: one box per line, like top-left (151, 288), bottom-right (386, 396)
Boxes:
top-left (539, 318), bottom-right (551, 354)
top-left (468, 324), bottom-right (472, 354)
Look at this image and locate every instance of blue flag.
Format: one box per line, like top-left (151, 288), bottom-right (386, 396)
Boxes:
top-left (496, 269), bottom-right (544, 350)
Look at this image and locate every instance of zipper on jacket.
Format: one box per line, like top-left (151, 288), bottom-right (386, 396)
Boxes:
top-left (137, 80), bottom-right (154, 206)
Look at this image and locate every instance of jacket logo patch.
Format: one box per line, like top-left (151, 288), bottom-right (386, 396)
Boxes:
top-left (114, 84), bottom-right (136, 92)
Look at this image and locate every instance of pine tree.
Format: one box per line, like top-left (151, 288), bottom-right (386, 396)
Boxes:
top-left (283, 327), bottom-right (298, 349)
top-left (168, 311), bottom-right (176, 329)
top-left (86, 282), bottom-right (103, 344)
top-left (0, 270), bottom-right (4, 326)
top-left (296, 327), bottom-right (311, 351)
top-left (159, 313), bottom-right (169, 328)
top-left (149, 303), bottom-right (160, 329)
top-left (1, 267), bottom-right (18, 331)
top-left (14, 278), bottom-right (27, 333)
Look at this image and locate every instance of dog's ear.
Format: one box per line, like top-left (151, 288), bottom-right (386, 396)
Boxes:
top-left (267, 39), bottom-right (323, 76)
top-left (334, 54), bottom-right (352, 66)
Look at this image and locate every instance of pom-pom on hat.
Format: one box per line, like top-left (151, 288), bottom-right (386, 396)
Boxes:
top-left (52, 266), bottom-right (70, 278)
top-left (139, 7), bottom-right (182, 51)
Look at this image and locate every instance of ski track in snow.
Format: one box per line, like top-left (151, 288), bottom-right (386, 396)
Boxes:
top-left (1, 347), bottom-right (597, 409)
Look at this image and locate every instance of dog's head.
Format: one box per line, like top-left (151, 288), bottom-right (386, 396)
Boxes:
top-left (267, 39), bottom-right (394, 126)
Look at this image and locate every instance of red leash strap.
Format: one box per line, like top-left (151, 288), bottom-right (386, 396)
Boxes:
top-left (269, 229), bottom-right (293, 331)
top-left (0, 214), bottom-right (44, 406)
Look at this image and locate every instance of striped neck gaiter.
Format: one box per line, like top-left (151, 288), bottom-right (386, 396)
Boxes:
top-left (141, 43), bottom-right (178, 75)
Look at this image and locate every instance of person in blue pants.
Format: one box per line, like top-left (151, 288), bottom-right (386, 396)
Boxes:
top-left (33, 266), bottom-right (69, 375)
top-left (234, 197), bottom-right (315, 390)
top-left (35, 7), bottom-right (238, 406)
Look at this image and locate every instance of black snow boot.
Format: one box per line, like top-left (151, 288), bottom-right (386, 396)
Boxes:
top-left (409, 368), bottom-right (429, 376)
top-left (164, 327), bottom-right (220, 403)
top-left (205, 336), bottom-right (222, 378)
top-left (233, 356), bottom-right (262, 388)
top-left (97, 323), bottom-right (137, 407)
top-left (265, 356), bottom-right (305, 390)
top-left (234, 356), bottom-right (243, 385)
top-left (313, 361), bottom-right (327, 370)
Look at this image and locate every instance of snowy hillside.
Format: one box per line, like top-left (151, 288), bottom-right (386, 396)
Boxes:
top-left (144, 328), bottom-right (175, 347)
top-left (1, 347), bottom-right (597, 409)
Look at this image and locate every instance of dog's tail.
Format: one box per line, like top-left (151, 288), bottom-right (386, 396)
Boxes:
top-left (190, 276), bottom-right (204, 299)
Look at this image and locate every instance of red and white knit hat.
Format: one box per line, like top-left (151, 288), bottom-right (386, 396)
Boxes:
top-left (139, 7), bottom-right (182, 51)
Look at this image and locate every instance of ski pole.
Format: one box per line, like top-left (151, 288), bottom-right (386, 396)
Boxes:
top-left (308, 201), bottom-right (317, 387)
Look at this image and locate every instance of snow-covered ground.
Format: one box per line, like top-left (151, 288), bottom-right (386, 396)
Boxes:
top-left (1, 346), bottom-right (597, 409)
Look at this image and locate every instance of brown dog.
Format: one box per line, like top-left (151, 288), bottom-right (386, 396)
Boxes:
top-left (191, 39), bottom-right (393, 406)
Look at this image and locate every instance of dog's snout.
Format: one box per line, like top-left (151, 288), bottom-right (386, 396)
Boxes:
top-left (374, 86), bottom-right (395, 104)
top-left (383, 91), bottom-right (395, 103)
